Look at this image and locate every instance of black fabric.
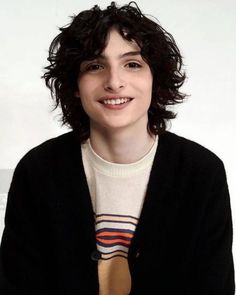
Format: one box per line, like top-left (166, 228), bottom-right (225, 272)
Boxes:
top-left (0, 131), bottom-right (234, 294)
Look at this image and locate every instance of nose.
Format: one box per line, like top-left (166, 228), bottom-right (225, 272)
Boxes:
top-left (103, 67), bottom-right (126, 92)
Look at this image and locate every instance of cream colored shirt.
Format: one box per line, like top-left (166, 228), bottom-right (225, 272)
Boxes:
top-left (81, 137), bottom-right (158, 295)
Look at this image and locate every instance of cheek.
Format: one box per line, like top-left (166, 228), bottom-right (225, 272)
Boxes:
top-left (77, 77), bottom-right (87, 96)
top-left (139, 78), bottom-right (153, 98)
top-left (78, 77), bottom-right (100, 99)
top-left (78, 81), bottom-right (98, 115)
top-left (136, 71), bottom-right (153, 90)
top-left (141, 78), bottom-right (153, 108)
top-left (146, 77), bottom-right (153, 97)
top-left (77, 81), bottom-right (89, 107)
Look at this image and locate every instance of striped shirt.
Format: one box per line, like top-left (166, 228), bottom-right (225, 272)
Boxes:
top-left (81, 137), bottom-right (158, 294)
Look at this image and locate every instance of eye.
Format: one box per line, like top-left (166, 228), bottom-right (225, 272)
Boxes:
top-left (126, 62), bottom-right (142, 69)
top-left (85, 63), bottom-right (104, 72)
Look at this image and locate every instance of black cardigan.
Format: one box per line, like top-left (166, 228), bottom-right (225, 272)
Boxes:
top-left (0, 131), bottom-right (234, 294)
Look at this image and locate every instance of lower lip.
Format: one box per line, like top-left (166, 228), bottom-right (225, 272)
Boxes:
top-left (100, 100), bottom-right (132, 110)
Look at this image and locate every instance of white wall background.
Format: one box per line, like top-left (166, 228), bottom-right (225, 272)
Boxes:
top-left (0, 0), bottom-right (236, 259)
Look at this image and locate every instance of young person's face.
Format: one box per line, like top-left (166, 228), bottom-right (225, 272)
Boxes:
top-left (77, 28), bottom-right (153, 134)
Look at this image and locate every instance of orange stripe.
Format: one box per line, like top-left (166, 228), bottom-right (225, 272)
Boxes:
top-left (97, 232), bottom-right (133, 238)
top-left (97, 238), bottom-right (131, 245)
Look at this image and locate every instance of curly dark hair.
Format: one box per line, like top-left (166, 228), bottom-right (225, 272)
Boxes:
top-left (43, 1), bottom-right (187, 142)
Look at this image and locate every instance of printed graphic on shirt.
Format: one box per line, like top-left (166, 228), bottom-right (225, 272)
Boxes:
top-left (95, 213), bottom-right (138, 260)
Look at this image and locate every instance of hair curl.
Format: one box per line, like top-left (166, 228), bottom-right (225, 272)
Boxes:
top-left (43, 1), bottom-right (187, 142)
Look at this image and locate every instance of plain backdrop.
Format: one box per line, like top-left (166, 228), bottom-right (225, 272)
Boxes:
top-left (0, 0), bottom-right (235, 258)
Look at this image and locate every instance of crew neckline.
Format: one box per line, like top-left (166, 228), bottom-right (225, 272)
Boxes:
top-left (81, 136), bottom-right (158, 177)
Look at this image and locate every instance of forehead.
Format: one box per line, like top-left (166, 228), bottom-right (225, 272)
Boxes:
top-left (101, 29), bottom-right (140, 58)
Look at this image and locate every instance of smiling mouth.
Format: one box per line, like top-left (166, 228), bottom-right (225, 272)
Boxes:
top-left (99, 97), bottom-right (133, 105)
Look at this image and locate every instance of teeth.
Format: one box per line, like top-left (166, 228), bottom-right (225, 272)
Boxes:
top-left (102, 98), bottom-right (131, 105)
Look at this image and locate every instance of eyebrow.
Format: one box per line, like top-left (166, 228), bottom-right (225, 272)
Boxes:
top-left (99, 51), bottom-right (141, 59)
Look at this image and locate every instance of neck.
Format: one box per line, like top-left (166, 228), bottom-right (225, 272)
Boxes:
top-left (89, 124), bottom-right (155, 164)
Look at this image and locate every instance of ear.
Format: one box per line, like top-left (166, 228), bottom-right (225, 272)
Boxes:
top-left (75, 90), bottom-right (80, 98)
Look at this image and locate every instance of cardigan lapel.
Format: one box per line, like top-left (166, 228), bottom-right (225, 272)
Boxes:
top-left (129, 132), bottom-right (183, 260)
top-left (45, 131), bottom-right (99, 292)
top-left (51, 131), bottom-right (97, 255)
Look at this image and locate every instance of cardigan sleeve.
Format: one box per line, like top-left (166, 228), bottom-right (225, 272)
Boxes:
top-left (190, 160), bottom-right (235, 294)
top-left (0, 156), bottom-right (50, 294)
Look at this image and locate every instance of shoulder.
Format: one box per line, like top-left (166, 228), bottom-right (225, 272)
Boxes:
top-left (15, 131), bottom-right (80, 171)
top-left (159, 131), bottom-right (225, 173)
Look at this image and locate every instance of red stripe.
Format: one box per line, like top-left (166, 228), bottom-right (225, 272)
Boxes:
top-left (97, 238), bottom-right (131, 245)
top-left (97, 232), bottom-right (133, 238)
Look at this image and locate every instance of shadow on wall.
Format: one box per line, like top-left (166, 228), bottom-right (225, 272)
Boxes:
top-left (0, 169), bottom-right (14, 240)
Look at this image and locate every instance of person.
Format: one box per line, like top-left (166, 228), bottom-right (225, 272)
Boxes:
top-left (0, 2), bottom-right (234, 294)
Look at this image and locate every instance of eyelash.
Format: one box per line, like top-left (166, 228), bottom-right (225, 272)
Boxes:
top-left (86, 64), bottom-right (103, 71)
top-left (126, 62), bottom-right (142, 69)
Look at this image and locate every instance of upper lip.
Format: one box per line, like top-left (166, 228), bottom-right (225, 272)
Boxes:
top-left (98, 96), bottom-right (133, 102)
